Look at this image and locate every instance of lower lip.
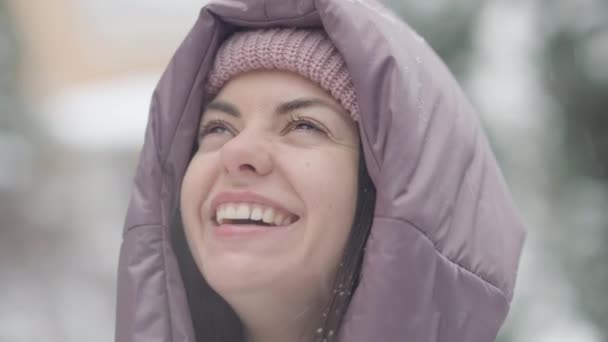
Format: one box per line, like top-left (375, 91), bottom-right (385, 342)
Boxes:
top-left (214, 223), bottom-right (293, 238)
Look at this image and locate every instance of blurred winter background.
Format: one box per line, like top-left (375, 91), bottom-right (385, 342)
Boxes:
top-left (0, 0), bottom-right (606, 341)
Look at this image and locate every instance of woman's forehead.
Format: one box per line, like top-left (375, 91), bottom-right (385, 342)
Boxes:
top-left (203, 71), bottom-right (351, 121)
top-left (216, 70), bottom-right (336, 100)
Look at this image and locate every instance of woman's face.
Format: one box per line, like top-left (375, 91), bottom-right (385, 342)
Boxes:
top-left (180, 70), bottom-right (359, 302)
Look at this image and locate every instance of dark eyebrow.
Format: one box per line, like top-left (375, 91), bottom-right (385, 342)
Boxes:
top-left (276, 98), bottom-right (344, 116)
top-left (203, 97), bottom-right (345, 119)
top-left (204, 100), bottom-right (241, 117)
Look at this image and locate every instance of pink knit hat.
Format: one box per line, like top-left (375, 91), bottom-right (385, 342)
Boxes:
top-left (206, 28), bottom-right (359, 121)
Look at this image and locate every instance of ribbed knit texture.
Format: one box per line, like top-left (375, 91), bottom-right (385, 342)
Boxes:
top-left (207, 28), bottom-right (360, 121)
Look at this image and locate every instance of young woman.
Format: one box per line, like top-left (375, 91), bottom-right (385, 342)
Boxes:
top-left (115, 1), bottom-right (526, 342)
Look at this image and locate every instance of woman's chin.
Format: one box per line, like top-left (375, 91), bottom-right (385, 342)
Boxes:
top-left (201, 255), bottom-right (289, 294)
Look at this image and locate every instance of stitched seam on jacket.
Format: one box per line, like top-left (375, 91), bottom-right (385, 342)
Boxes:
top-left (374, 215), bottom-right (509, 307)
top-left (158, 19), bottom-right (221, 342)
top-left (214, 9), bottom-right (317, 23)
top-left (120, 224), bottom-right (174, 340)
top-left (357, 112), bottom-right (381, 178)
top-left (159, 220), bottom-right (175, 342)
top-left (263, 0), bottom-right (269, 20)
top-left (162, 54), bottom-right (207, 168)
top-left (123, 90), bottom-right (164, 238)
top-left (124, 223), bottom-right (162, 236)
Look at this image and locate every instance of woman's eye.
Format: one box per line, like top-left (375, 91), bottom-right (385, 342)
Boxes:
top-left (294, 122), bottom-right (318, 131)
top-left (199, 121), bottom-right (232, 138)
top-left (286, 117), bottom-right (326, 134)
top-left (208, 125), bottom-right (229, 134)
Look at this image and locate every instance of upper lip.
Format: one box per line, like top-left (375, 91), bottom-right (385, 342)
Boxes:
top-left (210, 190), bottom-right (298, 218)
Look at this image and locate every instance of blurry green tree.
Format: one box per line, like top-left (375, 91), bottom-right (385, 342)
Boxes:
top-left (0, 1), bottom-right (28, 204)
top-left (538, 0), bottom-right (608, 339)
top-left (0, 1), bottom-right (40, 196)
top-left (388, 1), bottom-right (483, 79)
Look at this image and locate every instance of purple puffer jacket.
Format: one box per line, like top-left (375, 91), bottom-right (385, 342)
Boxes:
top-left (115, 1), bottom-right (526, 341)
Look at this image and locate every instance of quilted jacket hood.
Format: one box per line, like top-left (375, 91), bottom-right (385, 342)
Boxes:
top-left (115, 1), bottom-right (526, 341)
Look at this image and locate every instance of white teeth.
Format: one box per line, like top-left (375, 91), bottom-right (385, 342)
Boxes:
top-left (225, 205), bottom-right (236, 220)
top-left (250, 206), bottom-right (263, 221)
top-left (217, 207), bottom-right (224, 224)
top-left (235, 203), bottom-right (250, 219)
top-left (215, 203), bottom-right (295, 226)
top-left (274, 213), bottom-right (284, 226)
top-left (262, 207), bottom-right (275, 225)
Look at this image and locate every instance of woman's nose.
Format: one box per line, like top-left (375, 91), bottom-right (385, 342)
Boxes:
top-left (219, 129), bottom-right (273, 177)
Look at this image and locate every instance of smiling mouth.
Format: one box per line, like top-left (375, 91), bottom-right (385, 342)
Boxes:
top-left (213, 202), bottom-right (299, 227)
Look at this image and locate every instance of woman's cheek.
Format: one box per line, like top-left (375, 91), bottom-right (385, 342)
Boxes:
top-left (181, 156), bottom-right (214, 227)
